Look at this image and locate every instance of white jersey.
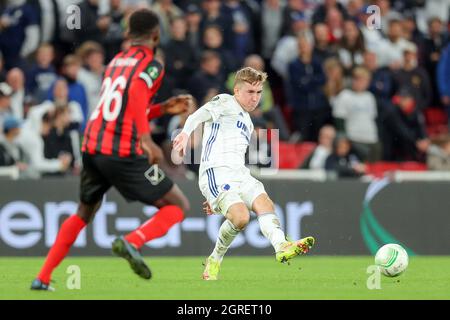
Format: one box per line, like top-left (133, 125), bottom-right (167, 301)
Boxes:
top-left (182, 94), bottom-right (254, 176)
top-left (181, 93), bottom-right (266, 215)
top-left (199, 94), bottom-right (253, 174)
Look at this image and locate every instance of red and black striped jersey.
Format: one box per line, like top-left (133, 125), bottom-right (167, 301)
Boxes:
top-left (81, 45), bottom-right (164, 157)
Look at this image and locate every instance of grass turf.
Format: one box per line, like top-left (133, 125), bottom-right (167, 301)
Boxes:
top-left (0, 256), bottom-right (449, 300)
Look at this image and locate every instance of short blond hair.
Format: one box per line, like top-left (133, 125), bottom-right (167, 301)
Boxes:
top-left (234, 67), bottom-right (267, 87)
top-left (352, 66), bottom-right (371, 80)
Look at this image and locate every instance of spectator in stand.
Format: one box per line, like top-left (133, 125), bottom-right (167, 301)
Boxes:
top-left (345, 0), bottom-right (365, 21)
top-left (312, 23), bottom-right (337, 66)
top-left (26, 44), bottom-right (58, 104)
top-left (363, 51), bottom-right (395, 103)
top-left (271, 11), bottom-right (311, 80)
top-left (287, 34), bottom-right (330, 142)
top-left (393, 42), bottom-right (432, 112)
top-left (323, 57), bottom-right (345, 102)
top-left (325, 134), bottom-right (366, 178)
top-left (200, 0), bottom-right (233, 51)
top-left (261, 0), bottom-right (284, 60)
top-left (222, 0), bottom-right (256, 65)
top-left (48, 55), bottom-right (88, 130)
top-left (0, 82), bottom-right (13, 132)
top-left (6, 68), bottom-right (25, 120)
top-left (17, 103), bottom-right (72, 177)
top-left (401, 12), bottom-right (425, 53)
top-left (427, 135), bottom-right (450, 171)
top-left (383, 88), bottom-right (430, 162)
top-left (301, 124), bottom-right (336, 169)
top-left (0, 115), bottom-right (38, 178)
top-left (202, 25), bottom-right (237, 79)
top-left (76, 42), bottom-right (105, 116)
top-left (152, 0), bottom-right (183, 46)
top-left (102, 0), bottom-right (125, 62)
top-left (375, 0), bottom-right (402, 36)
top-left (185, 4), bottom-right (203, 52)
top-left (280, 0), bottom-right (304, 37)
top-left (437, 43), bottom-right (450, 129)
top-left (0, 0), bottom-right (39, 70)
top-left (325, 7), bottom-right (344, 44)
top-left (187, 50), bottom-right (225, 105)
top-left (423, 17), bottom-right (449, 108)
top-left (43, 105), bottom-right (77, 176)
top-left (376, 19), bottom-right (412, 69)
top-left (332, 66), bottom-right (380, 162)
top-left (75, 0), bottom-right (111, 47)
top-left (312, 0), bottom-right (348, 25)
top-left (51, 78), bottom-right (84, 129)
top-left (337, 19), bottom-right (365, 73)
top-left (164, 16), bottom-right (198, 91)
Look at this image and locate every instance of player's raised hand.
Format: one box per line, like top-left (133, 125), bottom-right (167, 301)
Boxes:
top-left (202, 201), bottom-right (214, 215)
top-left (162, 94), bottom-right (193, 115)
top-left (172, 132), bottom-right (189, 157)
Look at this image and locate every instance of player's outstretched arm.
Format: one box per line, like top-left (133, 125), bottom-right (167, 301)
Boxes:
top-left (173, 107), bottom-right (212, 156)
top-left (147, 94), bottom-right (194, 121)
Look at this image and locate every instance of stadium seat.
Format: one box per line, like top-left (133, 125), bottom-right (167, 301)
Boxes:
top-left (277, 142), bottom-right (316, 169)
top-left (424, 107), bottom-right (448, 137)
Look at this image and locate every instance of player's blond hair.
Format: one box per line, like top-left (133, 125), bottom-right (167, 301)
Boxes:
top-left (234, 67), bottom-right (267, 88)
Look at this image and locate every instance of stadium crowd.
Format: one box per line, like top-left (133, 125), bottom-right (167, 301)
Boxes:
top-left (0, 0), bottom-right (449, 179)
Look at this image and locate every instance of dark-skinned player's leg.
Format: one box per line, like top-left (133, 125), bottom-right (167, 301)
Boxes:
top-left (30, 201), bottom-right (101, 290)
top-left (31, 152), bottom-right (110, 290)
top-left (124, 184), bottom-right (189, 247)
top-left (112, 184), bottom-right (190, 279)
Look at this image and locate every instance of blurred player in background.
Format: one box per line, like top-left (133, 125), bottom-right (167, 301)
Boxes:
top-left (31, 8), bottom-right (192, 291)
top-left (173, 67), bottom-right (315, 280)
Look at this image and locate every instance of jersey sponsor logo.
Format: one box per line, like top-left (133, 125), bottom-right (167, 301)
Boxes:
top-left (113, 57), bottom-right (139, 67)
top-left (147, 66), bottom-right (160, 80)
top-left (237, 120), bottom-right (250, 142)
top-left (220, 184), bottom-right (231, 192)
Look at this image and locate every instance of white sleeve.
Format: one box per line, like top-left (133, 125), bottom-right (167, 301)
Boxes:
top-left (20, 134), bottom-right (62, 173)
top-left (332, 91), bottom-right (349, 119)
top-left (181, 106), bottom-right (213, 136)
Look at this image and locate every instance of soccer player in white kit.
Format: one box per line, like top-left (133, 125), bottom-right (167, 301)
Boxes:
top-left (173, 67), bottom-right (315, 280)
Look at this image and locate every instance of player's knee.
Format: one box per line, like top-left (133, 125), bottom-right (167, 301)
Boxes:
top-left (232, 213), bottom-right (250, 230)
top-left (254, 194), bottom-right (275, 214)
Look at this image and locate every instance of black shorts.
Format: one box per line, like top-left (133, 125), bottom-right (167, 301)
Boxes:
top-left (80, 153), bottom-right (174, 205)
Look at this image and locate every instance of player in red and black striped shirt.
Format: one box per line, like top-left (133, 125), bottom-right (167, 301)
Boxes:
top-left (31, 9), bottom-right (192, 290)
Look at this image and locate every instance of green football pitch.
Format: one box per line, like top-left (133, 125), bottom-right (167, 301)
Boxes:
top-left (1, 256), bottom-right (449, 300)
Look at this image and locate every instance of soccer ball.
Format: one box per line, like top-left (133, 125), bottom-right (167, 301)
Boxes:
top-left (375, 244), bottom-right (409, 277)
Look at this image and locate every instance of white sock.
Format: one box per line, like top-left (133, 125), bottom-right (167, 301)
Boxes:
top-left (257, 213), bottom-right (287, 252)
top-left (210, 219), bottom-right (240, 262)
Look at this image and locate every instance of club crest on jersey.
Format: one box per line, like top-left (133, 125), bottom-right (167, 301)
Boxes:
top-left (220, 184), bottom-right (231, 192)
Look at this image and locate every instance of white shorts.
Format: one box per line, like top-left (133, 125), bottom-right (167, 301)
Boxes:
top-left (199, 166), bottom-right (266, 215)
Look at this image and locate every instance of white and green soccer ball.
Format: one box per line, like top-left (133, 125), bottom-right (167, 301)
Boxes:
top-left (375, 244), bottom-right (409, 277)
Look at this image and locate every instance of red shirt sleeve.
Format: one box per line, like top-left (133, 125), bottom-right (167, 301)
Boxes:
top-left (147, 103), bottom-right (162, 120)
top-left (129, 78), bottom-right (151, 136)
